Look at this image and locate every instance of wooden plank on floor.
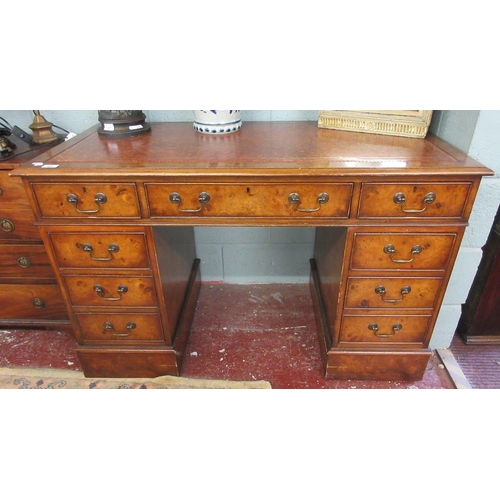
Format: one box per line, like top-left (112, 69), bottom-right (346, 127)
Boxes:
top-left (436, 348), bottom-right (472, 389)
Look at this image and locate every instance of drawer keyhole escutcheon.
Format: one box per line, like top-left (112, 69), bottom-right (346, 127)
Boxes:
top-left (169, 191), bottom-right (211, 212)
top-left (82, 243), bottom-right (120, 261)
top-left (1, 219), bottom-right (14, 232)
top-left (102, 321), bottom-right (137, 337)
top-left (288, 192), bottom-right (329, 212)
top-left (66, 192), bottom-right (107, 214)
top-left (375, 285), bottom-right (411, 303)
top-left (393, 192), bottom-right (436, 213)
top-left (384, 244), bottom-right (423, 263)
top-left (368, 323), bottom-right (402, 338)
top-left (93, 284), bottom-right (128, 301)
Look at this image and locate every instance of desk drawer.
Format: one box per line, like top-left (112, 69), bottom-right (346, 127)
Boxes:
top-left (0, 171), bottom-right (32, 210)
top-left (75, 312), bottom-right (165, 344)
top-left (0, 283), bottom-right (67, 319)
top-left (0, 243), bottom-right (55, 278)
top-left (31, 183), bottom-right (141, 219)
top-left (146, 183), bottom-right (353, 218)
top-left (0, 209), bottom-right (40, 240)
top-left (350, 232), bottom-right (457, 271)
top-left (358, 182), bottom-right (472, 219)
top-left (345, 277), bottom-right (443, 309)
top-left (48, 232), bottom-right (150, 270)
top-left (63, 275), bottom-right (157, 307)
top-left (339, 314), bottom-right (431, 345)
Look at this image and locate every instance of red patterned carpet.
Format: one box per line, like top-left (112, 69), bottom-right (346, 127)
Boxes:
top-left (0, 283), bottom-right (458, 389)
top-left (450, 335), bottom-right (500, 389)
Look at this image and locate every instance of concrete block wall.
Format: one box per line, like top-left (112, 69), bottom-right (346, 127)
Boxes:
top-left (428, 111), bottom-right (500, 348)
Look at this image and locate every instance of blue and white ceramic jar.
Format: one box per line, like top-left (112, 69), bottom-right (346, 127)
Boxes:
top-left (193, 110), bottom-right (242, 134)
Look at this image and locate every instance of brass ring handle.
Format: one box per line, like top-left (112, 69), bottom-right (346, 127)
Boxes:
top-left (102, 321), bottom-right (136, 337)
top-left (93, 284), bottom-right (128, 301)
top-left (169, 191), bottom-right (210, 212)
top-left (368, 323), bottom-right (402, 338)
top-left (384, 244), bottom-right (422, 263)
top-left (375, 285), bottom-right (411, 303)
top-left (32, 298), bottom-right (45, 309)
top-left (1, 218), bottom-right (15, 232)
top-left (82, 243), bottom-right (120, 261)
top-left (393, 192), bottom-right (436, 213)
top-left (288, 192), bottom-right (329, 212)
top-left (66, 192), bottom-right (107, 214)
top-left (18, 256), bottom-right (32, 268)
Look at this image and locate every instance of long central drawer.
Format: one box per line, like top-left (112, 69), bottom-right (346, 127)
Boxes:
top-left (145, 183), bottom-right (353, 218)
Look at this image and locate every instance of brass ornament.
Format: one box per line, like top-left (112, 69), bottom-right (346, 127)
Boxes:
top-left (29, 111), bottom-right (59, 144)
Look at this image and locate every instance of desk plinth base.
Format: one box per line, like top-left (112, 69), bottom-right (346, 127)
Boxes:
top-left (310, 259), bottom-right (431, 381)
top-left (76, 347), bottom-right (181, 379)
top-left (75, 259), bottom-right (201, 379)
top-left (323, 349), bottom-right (431, 381)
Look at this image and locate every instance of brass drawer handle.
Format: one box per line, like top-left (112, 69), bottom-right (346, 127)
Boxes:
top-left (384, 244), bottom-right (422, 263)
top-left (32, 297), bottom-right (45, 308)
top-left (66, 192), bottom-right (108, 214)
top-left (93, 284), bottom-right (128, 301)
top-left (393, 192), bottom-right (436, 213)
top-left (169, 191), bottom-right (210, 212)
top-left (102, 321), bottom-right (136, 337)
top-left (288, 192), bottom-right (329, 212)
top-left (82, 243), bottom-right (120, 261)
top-left (368, 322), bottom-right (402, 338)
top-left (1, 218), bottom-right (15, 232)
top-left (375, 285), bottom-right (411, 303)
top-left (18, 256), bottom-right (32, 268)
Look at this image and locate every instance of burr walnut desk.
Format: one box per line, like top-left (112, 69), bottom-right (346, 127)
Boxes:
top-left (13, 122), bottom-right (493, 380)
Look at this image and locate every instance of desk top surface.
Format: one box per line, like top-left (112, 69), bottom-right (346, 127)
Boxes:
top-left (15, 122), bottom-right (492, 178)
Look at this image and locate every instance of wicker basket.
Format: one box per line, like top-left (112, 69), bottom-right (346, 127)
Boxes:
top-left (318, 110), bottom-right (433, 138)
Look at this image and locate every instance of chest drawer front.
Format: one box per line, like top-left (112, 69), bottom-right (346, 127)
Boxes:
top-left (75, 312), bottom-right (165, 344)
top-left (351, 232), bottom-right (457, 271)
top-left (0, 244), bottom-right (54, 278)
top-left (31, 183), bottom-right (141, 219)
top-left (48, 232), bottom-right (151, 270)
top-left (339, 314), bottom-right (431, 345)
top-left (145, 183), bottom-right (353, 218)
top-left (358, 182), bottom-right (472, 219)
top-left (63, 275), bottom-right (158, 308)
top-left (0, 283), bottom-right (67, 319)
top-left (345, 277), bottom-right (443, 309)
top-left (0, 171), bottom-right (32, 210)
top-left (0, 209), bottom-right (40, 240)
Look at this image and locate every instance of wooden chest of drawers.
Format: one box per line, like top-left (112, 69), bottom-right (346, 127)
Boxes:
top-left (0, 136), bottom-right (69, 329)
top-left (14, 122), bottom-right (493, 380)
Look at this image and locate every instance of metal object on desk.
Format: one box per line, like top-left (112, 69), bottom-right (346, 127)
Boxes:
top-left (97, 110), bottom-right (151, 138)
top-left (29, 111), bottom-right (59, 145)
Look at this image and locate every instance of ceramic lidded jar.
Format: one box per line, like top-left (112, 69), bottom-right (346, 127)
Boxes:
top-left (193, 110), bottom-right (242, 134)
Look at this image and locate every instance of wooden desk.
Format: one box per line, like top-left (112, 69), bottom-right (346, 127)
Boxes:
top-left (13, 122), bottom-right (493, 380)
top-left (0, 135), bottom-right (69, 330)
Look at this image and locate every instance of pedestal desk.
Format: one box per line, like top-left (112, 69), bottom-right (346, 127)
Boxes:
top-left (13, 122), bottom-right (493, 380)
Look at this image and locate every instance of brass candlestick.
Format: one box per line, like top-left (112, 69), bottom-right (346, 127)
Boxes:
top-left (29, 111), bottom-right (59, 144)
